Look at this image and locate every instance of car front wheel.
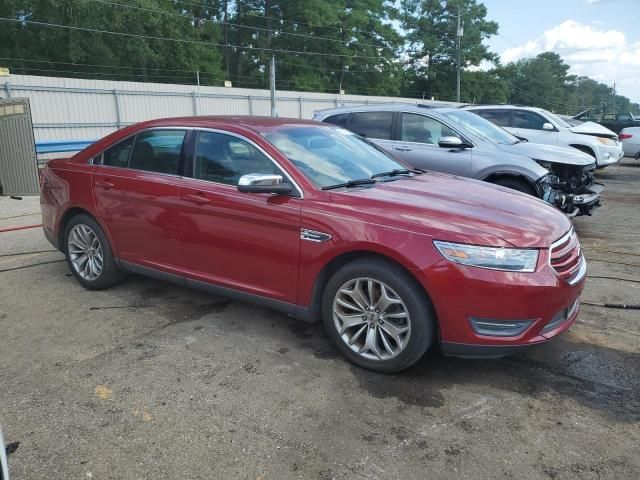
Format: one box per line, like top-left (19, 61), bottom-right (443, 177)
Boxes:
top-left (64, 214), bottom-right (124, 289)
top-left (322, 258), bottom-right (435, 373)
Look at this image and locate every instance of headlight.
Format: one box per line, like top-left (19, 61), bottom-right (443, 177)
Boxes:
top-left (596, 137), bottom-right (615, 145)
top-left (433, 241), bottom-right (539, 272)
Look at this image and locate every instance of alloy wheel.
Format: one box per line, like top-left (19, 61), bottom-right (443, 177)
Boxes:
top-left (67, 224), bottom-right (104, 281)
top-left (332, 277), bottom-right (411, 361)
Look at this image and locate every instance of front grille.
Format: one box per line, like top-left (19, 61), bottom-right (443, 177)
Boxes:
top-left (550, 229), bottom-right (583, 283)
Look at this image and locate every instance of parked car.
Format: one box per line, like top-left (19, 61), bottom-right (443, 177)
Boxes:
top-left (465, 105), bottom-right (623, 168)
top-left (620, 127), bottom-right (640, 159)
top-left (313, 104), bottom-right (602, 217)
top-left (40, 116), bottom-right (585, 372)
top-left (0, 426), bottom-right (9, 480)
top-left (596, 112), bottom-right (640, 134)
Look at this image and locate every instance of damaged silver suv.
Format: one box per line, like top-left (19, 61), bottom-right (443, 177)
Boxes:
top-left (313, 104), bottom-right (603, 217)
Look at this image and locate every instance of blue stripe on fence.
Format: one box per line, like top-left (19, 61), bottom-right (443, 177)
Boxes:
top-left (35, 140), bottom-right (96, 154)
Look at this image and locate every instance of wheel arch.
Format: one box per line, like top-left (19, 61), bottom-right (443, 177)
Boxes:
top-left (305, 250), bottom-right (438, 330)
top-left (569, 144), bottom-right (597, 159)
top-left (57, 207), bottom-right (116, 256)
top-left (482, 172), bottom-right (539, 196)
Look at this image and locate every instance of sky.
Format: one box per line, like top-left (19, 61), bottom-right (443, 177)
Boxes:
top-left (481, 0), bottom-right (640, 102)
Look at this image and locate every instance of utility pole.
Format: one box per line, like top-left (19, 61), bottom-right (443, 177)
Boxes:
top-left (612, 82), bottom-right (616, 113)
top-left (456, 5), bottom-right (464, 103)
top-left (270, 55), bottom-right (277, 117)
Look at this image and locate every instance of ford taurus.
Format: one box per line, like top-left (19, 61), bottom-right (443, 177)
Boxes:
top-left (40, 117), bottom-right (585, 372)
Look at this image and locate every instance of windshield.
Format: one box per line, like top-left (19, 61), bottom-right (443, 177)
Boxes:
top-left (261, 126), bottom-right (406, 188)
top-left (543, 110), bottom-right (571, 128)
top-left (442, 110), bottom-right (519, 145)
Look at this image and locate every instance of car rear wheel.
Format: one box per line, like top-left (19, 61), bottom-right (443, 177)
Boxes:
top-left (322, 258), bottom-right (434, 373)
top-left (64, 214), bottom-right (124, 289)
top-left (492, 177), bottom-right (536, 196)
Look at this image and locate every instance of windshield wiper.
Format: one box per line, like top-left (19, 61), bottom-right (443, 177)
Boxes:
top-left (322, 178), bottom-right (377, 191)
top-left (370, 168), bottom-right (426, 179)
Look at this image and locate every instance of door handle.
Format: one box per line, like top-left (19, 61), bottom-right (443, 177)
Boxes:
top-left (394, 146), bottom-right (412, 152)
top-left (184, 193), bottom-right (211, 204)
top-left (95, 179), bottom-right (114, 189)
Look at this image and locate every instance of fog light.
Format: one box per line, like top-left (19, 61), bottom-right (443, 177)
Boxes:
top-left (468, 317), bottom-right (533, 337)
top-left (542, 298), bottom-right (579, 334)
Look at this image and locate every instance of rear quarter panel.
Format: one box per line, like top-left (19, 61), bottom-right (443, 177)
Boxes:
top-left (40, 158), bottom-right (96, 247)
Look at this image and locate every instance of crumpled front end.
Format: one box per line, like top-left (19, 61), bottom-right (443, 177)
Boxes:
top-left (536, 161), bottom-right (603, 217)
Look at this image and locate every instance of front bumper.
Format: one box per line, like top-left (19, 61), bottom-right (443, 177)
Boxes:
top-left (538, 178), bottom-right (604, 217)
top-left (595, 143), bottom-right (623, 167)
top-left (417, 251), bottom-right (585, 356)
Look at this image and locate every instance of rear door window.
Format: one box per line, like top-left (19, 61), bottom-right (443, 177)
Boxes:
top-left (475, 109), bottom-right (511, 127)
top-left (323, 113), bottom-right (351, 127)
top-left (400, 113), bottom-right (456, 145)
top-left (129, 130), bottom-right (187, 175)
top-left (349, 111), bottom-right (394, 139)
top-left (513, 110), bottom-right (547, 130)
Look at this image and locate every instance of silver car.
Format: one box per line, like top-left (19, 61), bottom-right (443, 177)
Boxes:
top-left (313, 104), bottom-right (603, 217)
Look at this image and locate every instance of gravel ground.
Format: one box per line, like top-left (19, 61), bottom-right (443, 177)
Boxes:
top-left (1, 157), bottom-right (639, 480)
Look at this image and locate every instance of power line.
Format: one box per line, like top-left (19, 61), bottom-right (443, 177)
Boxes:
top-left (275, 59), bottom-right (402, 74)
top-left (172, 0), bottom-right (355, 33)
top-left (508, 84), bottom-right (601, 110)
top-left (0, 56), bottom-right (203, 74)
top-left (0, 57), bottom-right (268, 81)
top-left (0, 17), bottom-right (385, 60)
top-left (86, 0), bottom-right (390, 51)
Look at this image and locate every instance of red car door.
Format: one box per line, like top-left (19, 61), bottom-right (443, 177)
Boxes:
top-left (179, 130), bottom-right (302, 304)
top-left (92, 129), bottom-right (187, 273)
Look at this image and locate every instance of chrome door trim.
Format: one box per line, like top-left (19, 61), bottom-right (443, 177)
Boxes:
top-left (300, 228), bottom-right (332, 242)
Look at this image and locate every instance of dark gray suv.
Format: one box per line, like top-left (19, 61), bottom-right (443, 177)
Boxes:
top-left (313, 104), bottom-right (603, 217)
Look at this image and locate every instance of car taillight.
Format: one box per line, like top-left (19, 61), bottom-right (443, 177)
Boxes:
top-left (619, 133), bottom-right (633, 140)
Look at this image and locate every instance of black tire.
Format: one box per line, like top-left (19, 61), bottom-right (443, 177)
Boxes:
top-left (321, 257), bottom-right (435, 373)
top-left (63, 214), bottom-right (125, 290)
top-left (492, 177), bottom-right (536, 196)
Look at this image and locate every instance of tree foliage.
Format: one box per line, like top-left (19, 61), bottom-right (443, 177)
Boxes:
top-left (0, 0), bottom-right (637, 113)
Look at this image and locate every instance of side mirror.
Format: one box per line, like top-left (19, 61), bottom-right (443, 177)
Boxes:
top-left (237, 173), bottom-right (294, 195)
top-left (542, 122), bottom-right (555, 131)
top-left (438, 136), bottom-right (469, 149)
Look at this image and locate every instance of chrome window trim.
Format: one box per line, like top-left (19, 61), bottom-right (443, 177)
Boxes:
top-left (191, 127), bottom-right (304, 199)
top-left (88, 125), bottom-right (304, 198)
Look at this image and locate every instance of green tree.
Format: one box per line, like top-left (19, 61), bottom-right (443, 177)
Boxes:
top-left (398, 0), bottom-right (498, 101)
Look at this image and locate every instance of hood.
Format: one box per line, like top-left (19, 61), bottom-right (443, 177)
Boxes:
top-left (569, 121), bottom-right (618, 138)
top-left (332, 173), bottom-right (571, 249)
top-left (497, 141), bottom-right (594, 166)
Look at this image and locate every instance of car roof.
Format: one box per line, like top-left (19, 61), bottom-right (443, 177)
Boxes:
top-left (131, 115), bottom-right (324, 134)
top-left (314, 102), bottom-right (458, 117)
top-left (466, 105), bottom-right (548, 113)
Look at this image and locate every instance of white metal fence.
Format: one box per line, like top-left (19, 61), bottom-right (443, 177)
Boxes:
top-left (0, 74), bottom-right (457, 144)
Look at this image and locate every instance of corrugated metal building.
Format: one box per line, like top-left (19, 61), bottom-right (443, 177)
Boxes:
top-left (0, 74), bottom-right (456, 145)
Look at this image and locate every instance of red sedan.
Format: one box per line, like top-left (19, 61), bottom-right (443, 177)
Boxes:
top-left (40, 116), bottom-right (585, 372)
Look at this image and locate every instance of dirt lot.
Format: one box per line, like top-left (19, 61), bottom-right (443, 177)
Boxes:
top-left (1, 158), bottom-right (639, 480)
